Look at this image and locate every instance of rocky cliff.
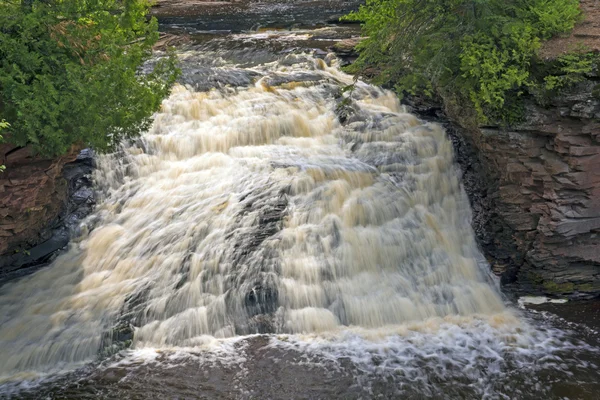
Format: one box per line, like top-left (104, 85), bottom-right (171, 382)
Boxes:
top-left (0, 145), bottom-right (94, 283)
top-left (444, 74), bottom-right (600, 299)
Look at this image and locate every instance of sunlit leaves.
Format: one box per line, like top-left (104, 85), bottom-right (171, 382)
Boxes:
top-left (346, 0), bottom-right (583, 124)
top-left (0, 0), bottom-right (179, 156)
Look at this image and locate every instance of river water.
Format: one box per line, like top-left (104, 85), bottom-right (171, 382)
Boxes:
top-left (1, 4), bottom-right (600, 399)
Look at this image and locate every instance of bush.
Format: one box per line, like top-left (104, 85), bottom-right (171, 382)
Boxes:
top-left (543, 51), bottom-right (597, 91)
top-left (344, 0), bottom-right (587, 123)
top-left (0, 0), bottom-right (180, 157)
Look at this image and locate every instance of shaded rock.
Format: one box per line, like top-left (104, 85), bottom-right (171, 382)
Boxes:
top-left (0, 144), bottom-right (79, 256)
top-left (0, 148), bottom-right (96, 285)
top-left (329, 37), bottom-right (365, 66)
top-left (330, 37), bottom-right (364, 56)
top-left (441, 76), bottom-right (600, 299)
top-left (153, 32), bottom-right (192, 51)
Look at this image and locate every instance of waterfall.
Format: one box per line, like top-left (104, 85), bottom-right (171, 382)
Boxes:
top-left (0, 49), bottom-right (512, 383)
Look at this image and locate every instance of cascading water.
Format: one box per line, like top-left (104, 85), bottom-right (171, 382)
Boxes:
top-left (0, 34), bottom-right (598, 399)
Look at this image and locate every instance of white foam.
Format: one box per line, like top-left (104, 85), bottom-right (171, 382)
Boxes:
top-left (265, 313), bottom-right (598, 397)
top-left (518, 296), bottom-right (569, 307)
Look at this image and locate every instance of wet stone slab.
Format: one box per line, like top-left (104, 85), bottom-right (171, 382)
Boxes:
top-left (151, 0), bottom-right (364, 33)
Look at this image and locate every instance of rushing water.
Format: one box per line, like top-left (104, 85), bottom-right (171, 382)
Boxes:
top-left (1, 29), bottom-right (599, 399)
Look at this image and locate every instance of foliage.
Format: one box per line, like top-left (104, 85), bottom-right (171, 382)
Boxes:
top-left (0, 0), bottom-right (180, 157)
top-left (343, 0), bottom-right (586, 123)
top-left (543, 51), bottom-right (598, 91)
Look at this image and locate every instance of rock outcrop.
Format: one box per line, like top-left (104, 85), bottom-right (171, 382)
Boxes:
top-left (330, 37), bottom-right (364, 66)
top-left (0, 146), bottom-right (95, 283)
top-left (538, 0), bottom-right (600, 59)
top-left (444, 76), bottom-right (600, 299)
top-left (0, 145), bottom-right (76, 254)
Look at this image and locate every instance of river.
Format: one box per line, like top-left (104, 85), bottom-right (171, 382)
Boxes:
top-left (0, 2), bottom-right (599, 399)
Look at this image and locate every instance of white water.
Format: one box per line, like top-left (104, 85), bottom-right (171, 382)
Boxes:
top-left (0, 49), bottom-right (583, 392)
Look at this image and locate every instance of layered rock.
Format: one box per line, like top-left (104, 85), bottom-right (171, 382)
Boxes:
top-left (0, 145), bottom-right (75, 254)
top-left (0, 145), bottom-right (95, 283)
top-left (445, 77), bottom-right (600, 299)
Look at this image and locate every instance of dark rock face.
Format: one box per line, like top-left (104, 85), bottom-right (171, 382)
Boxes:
top-left (0, 148), bottom-right (95, 284)
top-left (443, 78), bottom-right (600, 299)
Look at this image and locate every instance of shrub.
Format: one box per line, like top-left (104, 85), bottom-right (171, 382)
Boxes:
top-left (0, 0), bottom-right (180, 157)
top-left (344, 0), bottom-right (585, 123)
top-left (543, 51), bottom-right (597, 91)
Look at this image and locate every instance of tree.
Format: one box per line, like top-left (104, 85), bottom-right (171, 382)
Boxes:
top-left (343, 0), bottom-right (586, 123)
top-left (0, 0), bottom-right (179, 157)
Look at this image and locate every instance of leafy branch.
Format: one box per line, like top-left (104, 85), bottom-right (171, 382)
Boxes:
top-left (0, 0), bottom-right (181, 157)
top-left (344, 0), bottom-right (586, 124)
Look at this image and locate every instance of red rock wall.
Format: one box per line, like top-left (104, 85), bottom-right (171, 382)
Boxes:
top-left (0, 145), bottom-right (78, 255)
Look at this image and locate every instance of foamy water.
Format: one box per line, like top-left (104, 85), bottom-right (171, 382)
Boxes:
top-left (0, 42), bottom-right (597, 398)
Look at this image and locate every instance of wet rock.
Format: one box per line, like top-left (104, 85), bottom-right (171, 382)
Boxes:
top-left (100, 322), bottom-right (135, 357)
top-left (330, 37), bottom-right (364, 56)
top-left (329, 37), bottom-right (364, 66)
top-left (72, 187), bottom-right (94, 205)
top-left (245, 284), bottom-right (278, 317)
top-left (153, 32), bottom-right (192, 51)
top-left (179, 65), bottom-right (263, 91)
top-left (264, 72), bottom-right (325, 87)
top-left (222, 185), bottom-right (289, 334)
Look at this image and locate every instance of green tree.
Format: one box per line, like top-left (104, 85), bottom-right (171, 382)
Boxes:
top-left (344, 0), bottom-right (586, 123)
top-left (0, 0), bottom-right (179, 157)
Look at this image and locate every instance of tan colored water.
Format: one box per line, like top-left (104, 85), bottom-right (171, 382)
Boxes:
top-left (0, 50), bottom-right (526, 385)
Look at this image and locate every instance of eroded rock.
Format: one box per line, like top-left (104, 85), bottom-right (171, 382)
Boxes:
top-left (0, 147), bottom-right (95, 284)
top-left (445, 78), bottom-right (600, 299)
